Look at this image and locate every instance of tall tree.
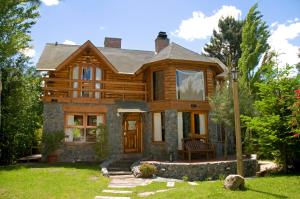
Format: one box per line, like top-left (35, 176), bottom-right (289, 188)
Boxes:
top-left (296, 49), bottom-right (300, 74)
top-left (204, 16), bottom-right (243, 70)
top-left (241, 64), bottom-right (300, 172)
top-left (0, 0), bottom-right (40, 165)
top-left (238, 3), bottom-right (270, 90)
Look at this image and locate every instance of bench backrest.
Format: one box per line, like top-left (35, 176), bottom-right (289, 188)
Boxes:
top-left (183, 139), bottom-right (213, 151)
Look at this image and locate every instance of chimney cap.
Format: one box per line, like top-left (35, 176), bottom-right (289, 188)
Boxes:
top-left (157, 31), bottom-right (168, 39)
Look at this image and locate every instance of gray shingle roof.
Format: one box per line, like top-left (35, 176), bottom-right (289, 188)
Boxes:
top-left (36, 41), bottom-right (227, 77)
top-left (149, 42), bottom-right (214, 63)
top-left (36, 43), bottom-right (154, 74)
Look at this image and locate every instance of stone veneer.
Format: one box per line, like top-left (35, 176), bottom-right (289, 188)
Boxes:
top-left (142, 109), bottom-right (178, 160)
top-left (143, 158), bottom-right (257, 181)
top-left (43, 102), bottom-right (234, 162)
top-left (43, 102), bottom-right (121, 162)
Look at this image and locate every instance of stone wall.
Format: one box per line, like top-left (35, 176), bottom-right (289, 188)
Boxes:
top-left (56, 143), bottom-right (98, 162)
top-left (143, 112), bottom-right (168, 160)
top-left (43, 102), bottom-right (64, 133)
top-left (106, 105), bottom-right (123, 159)
top-left (164, 109), bottom-right (178, 160)
top-left (142, 110), bottom-right (178, 160)
top-left (144, 158), bottom-right (257, 181)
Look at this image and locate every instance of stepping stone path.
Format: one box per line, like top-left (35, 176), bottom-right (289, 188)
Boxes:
top-left (108, 175), bottom-right (152, 188)
top-left (102, 190), bottom-right (133, 194)
top-left (167, 181), bottom-right (175, 187)
top-left (96, 174), bottom-right (179, 198)
top-left (95, 197), bottom-right (130, 199)
top-left (138, 189), bottom-right (174, 197)
top-left (188, 181), bottom-right (198, 186)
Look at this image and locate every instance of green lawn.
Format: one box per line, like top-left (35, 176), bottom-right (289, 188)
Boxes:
top-left (0, 163), bottom-right (300, 199)
top-left (0, 163), bottom-right (109, 199)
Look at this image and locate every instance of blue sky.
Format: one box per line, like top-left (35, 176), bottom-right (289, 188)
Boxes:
top-left (29, 0), bottom-right (300, 66)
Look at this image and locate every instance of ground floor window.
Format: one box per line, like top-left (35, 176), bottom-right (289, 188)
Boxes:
top-left (153, 112), bottom-right (165, 142)
top-left (64, 113), bottom-right (105, 142)
top-left (177, 111), bottom-right (207, 149)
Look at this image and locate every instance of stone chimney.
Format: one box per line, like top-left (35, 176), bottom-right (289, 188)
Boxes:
top-left (155, 31), bottom-right (169, 53)
top-left (104, 37), bottom-right (121, 48)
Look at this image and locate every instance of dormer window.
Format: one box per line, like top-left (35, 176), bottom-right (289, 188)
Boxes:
top-left (176, 70), bottom-right (205, 100)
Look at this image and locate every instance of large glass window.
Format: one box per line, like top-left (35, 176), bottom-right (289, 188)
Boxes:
top-left (153, 71), bottom-right (164, 100)
top-left (177, 111), bottom-right (207, 149)
top-left (65, 113), bottom-right (105, 143)
top-left (153, 112), bottom-right (165, 142)
top-left (176, 70), bottom-right (205, 100)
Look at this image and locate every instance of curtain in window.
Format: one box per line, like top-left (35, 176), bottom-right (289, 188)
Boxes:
top-left (72, 66), bottom-right (79, 98)
top-left (176, 70), bottom-right (205, 100)
top-left (153, 113), bottom-right (162, 141)
top-left (97, 114), bottom-right (104, 125)
top-left (95, 68), bottom-right (102, 99)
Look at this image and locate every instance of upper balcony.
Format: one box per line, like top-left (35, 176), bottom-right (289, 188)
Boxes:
top-left (42, 78), bottom-right (147, 103)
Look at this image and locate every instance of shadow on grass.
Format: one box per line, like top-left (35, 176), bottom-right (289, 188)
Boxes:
top-left (245, 187), bottom-right (288, 199)
top-left (0, 162), bottom-right (102, 171)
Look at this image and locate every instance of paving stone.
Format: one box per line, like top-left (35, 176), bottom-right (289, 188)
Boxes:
top-left (95, 196), bottom-right (131, 199)
top-left (108, 174), bottom-right (152, 188)
top-left (102, 190), bottom-right (132, 194)
top-left (166, 181), bottom-right (175, 187)
top-left (137, 192), bottom-right (155, 197)
top-left (156, 188), bottom-right (174, 193)
top-left (188, 181), bottom-right (198, 186)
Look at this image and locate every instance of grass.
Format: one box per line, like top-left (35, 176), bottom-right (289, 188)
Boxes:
top-left (0, 163), bottom-right (300, 199)
top-left (0, 163), bottom-right (109, 199)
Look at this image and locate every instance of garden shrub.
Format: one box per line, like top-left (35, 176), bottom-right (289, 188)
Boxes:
top-left (139, 163), bottom-right (157, 178)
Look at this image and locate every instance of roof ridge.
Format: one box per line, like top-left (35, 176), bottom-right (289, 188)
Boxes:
top-left (97, 46), bottom-right (154, 53)
top-left (46, 43), bottom-right (80, 46)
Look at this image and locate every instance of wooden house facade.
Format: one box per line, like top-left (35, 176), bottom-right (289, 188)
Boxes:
top-left (37, 32), bottom-right (233, 162)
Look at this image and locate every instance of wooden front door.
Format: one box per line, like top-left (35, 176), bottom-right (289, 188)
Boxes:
top-left (123, 113), bottom-right (142, 153)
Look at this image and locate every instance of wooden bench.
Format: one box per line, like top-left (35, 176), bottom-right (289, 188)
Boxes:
top-left (182, 138), bottom-right (215, 162)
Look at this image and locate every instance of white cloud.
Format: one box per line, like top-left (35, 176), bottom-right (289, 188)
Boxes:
top-left (62, 40), bottom-right (76, 45)
top-left (99, 26), bottom-right (105, 30)
top-left (172, 5), bottom-right (242, 41)
top-left (21, 47), bottom-right (36, 58)
top-left (41, 0), bottom-right (60, 6)
top-left (268, 21), bottom-right (300, 67)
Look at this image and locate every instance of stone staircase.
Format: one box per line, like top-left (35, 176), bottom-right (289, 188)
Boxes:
top-left (107, 157), bottom-right (139, 176)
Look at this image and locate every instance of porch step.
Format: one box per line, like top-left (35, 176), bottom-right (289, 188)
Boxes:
top-left (108, 171), bottom-right (132, 176)
top-left (107, 157), bottom-right (140, 176)
top-left (108, 167), bottom-right (131, 172)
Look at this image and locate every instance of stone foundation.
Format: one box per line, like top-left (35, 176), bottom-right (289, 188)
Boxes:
top-left (143, 158), bottom-right (257, 181)
top-left (56, 143), bottom-right (98, 162)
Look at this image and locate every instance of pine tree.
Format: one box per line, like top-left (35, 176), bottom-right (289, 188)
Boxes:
top-left (204, 17), bottom-right (243, 70)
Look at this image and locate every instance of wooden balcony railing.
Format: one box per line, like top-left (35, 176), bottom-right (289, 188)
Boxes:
top-left (42, 78), bottom-right (147, 102)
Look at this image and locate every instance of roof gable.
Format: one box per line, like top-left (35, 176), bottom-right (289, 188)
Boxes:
top-left (55, 40), bottom-right (118, 73)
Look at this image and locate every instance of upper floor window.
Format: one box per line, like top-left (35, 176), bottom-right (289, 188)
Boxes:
top-left (152, 70), bottom-right (164, 100)
top-left (72, 65), bottom-right (102, 99)
top-left (82, 67), bottom-right (92, 80)
top-left (176, 70), bottom-right (205, 100)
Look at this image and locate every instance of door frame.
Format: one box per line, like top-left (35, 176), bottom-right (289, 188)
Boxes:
top-left (123, 113), bottom-right (143, 153)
